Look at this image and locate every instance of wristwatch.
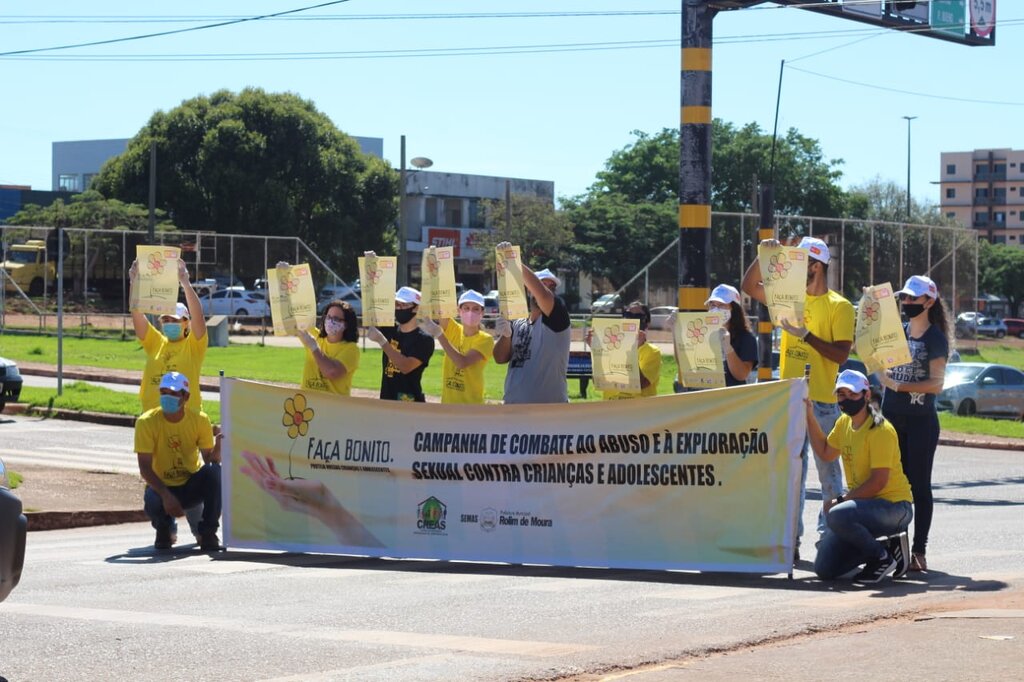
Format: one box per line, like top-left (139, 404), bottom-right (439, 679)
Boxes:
top-left (834, 494), bottom-right (845, 504)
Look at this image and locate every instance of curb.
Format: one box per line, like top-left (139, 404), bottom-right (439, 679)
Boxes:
top-left (18, 364), bottom-right (221, 393)
top-left (26, 509), bottom-right (147, 532)
top-left (938, 436), bottom-right (1024, 452)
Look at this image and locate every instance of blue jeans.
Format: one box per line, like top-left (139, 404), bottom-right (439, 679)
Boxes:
top-left (814, 498), bottom-right (913, 579)
top-left (799, 400), bottom-right (845, 540)
top-left (144, 463), bottom-right (222, 536)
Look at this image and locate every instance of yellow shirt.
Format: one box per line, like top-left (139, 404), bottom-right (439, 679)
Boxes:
top-left (603, 342), bottom-right (662, 400)
top-left (827, 414), bottom-right (913, 504)
top-left (139, 320), bottom-right (208, 413)
top-left (301, 332), bottom-right (360, 396)
top-left (134, 407), bottom-right (214, 486)
top-left (441, 319), bottom-right (495, 404)
top-left (780, 289), bottom-right (854, 403)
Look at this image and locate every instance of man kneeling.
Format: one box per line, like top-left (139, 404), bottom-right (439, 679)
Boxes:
top-left (135, 371), bottom-right (223, 551)
top-left (806, 369), bottom-right (913, 584)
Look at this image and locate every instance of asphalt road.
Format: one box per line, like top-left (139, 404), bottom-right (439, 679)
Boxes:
top-left (0, 418), bottom-right (1022, 681)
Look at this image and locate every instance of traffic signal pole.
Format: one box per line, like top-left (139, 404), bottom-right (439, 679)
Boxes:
top-left (678, 0), bottom-right (716, 312)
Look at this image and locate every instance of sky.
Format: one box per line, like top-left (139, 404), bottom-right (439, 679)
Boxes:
top-left (0, 1), bottom-right (1020, 210)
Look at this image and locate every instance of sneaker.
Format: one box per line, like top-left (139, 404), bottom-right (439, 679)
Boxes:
top-left (154, 528), bottom-right (177, 550)
top-left (853, 551), bottom-right (898, 584)
top-left (199, 531), bottom-right (222, 552)
top-left (888, 534), bottom-right (910, 579)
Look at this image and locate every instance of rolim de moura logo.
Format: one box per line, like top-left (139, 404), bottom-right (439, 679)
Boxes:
top-left (416, 496), bottom-right (447, 534)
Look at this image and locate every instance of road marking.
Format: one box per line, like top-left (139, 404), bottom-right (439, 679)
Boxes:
top-left (1, 603), bottom-right (595, 657)
top-left (2, 447), bottom-right (137, 474)
top-left (258, 654), bottom-right (456, 681)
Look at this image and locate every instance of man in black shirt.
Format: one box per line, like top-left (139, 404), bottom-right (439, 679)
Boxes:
top-left (366, 286), bottom-right (435, 402)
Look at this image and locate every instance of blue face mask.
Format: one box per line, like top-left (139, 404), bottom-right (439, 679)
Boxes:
top-left (163, 322), bottom-right (183, 341)
top-left (159, 394), bottom-right (182, 414)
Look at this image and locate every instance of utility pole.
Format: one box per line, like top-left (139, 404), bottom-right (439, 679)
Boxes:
top-left (902, 115), bottom-right (917, 220)
top-left (147, 141), bottom-right (157, 244)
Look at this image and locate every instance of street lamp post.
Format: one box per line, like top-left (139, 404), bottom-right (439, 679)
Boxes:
top-left (396, 135), bottom-right (432, 288)
top-left (902, 115), bottom-right (917, 221)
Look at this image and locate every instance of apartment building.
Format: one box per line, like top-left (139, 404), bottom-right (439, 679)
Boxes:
top-left (939, 148), bottom-right (1024, 245)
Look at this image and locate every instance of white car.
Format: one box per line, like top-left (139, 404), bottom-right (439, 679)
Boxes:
top-left (648, 306), bottom-right (679, 330)
top-left (317, 290), bottom-right (362, 316)
top-left (200, 289), bottom-right (270, 318)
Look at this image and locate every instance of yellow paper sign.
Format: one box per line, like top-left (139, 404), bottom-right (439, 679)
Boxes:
top-left (419, 246), bottom-right (457, 320)
top-left (132, 245), bottom-right (181, 315)
top-left (267, 263), bottom-right (317, 336)
top-left (759, 244), bottom-right (808, 327)
top-left (590, 317), bottom-right (641, 393)
top-left (496, 245), bottom-right (529, 320)
top-left (359, 255), bottom-right (397, 327)
top-left (855, 283), bottom-right (912, 374)
top-left (673, 312), bottom-right (727, 389)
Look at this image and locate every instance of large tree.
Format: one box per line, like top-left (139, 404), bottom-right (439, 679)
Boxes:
top-left (93, 88), bottom-right (397, 278)
top-left (980, 241), bottom-right (1024, 316)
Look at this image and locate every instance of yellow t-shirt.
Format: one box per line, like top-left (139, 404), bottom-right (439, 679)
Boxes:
top-left (827, 414), bottom-right (913, 504)
top-left (603, 342), bottom-right (662, 400)
top-left (139, 320), bottom-right (208, 413)
top-left (301, 332), bottom-right (360, 396)
top-left (780, 289), bottom-right (854, 403)
top-left (134, 407), bottom-right (214, 486)
top-left (441, 319), bottom-right (495, 404)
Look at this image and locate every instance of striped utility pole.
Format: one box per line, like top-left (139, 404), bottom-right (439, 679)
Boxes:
top-left (678, 1), bottom-right (715, 311)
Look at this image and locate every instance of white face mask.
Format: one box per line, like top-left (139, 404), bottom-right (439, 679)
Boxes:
top-left (459, 309), bottom-right (483, 327)
top-left (324, 317), bottom-right (345, 336)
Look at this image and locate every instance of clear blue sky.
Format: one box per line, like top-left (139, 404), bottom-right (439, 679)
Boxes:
top-left (1, 1), bottom-right (1019, 208)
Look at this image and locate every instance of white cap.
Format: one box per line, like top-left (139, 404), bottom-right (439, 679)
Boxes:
top-left (834, 369), bottom-right (869, 394)
top-left (165, 302), bottom-right (190, 319)
top-left (534, 268), bottom-right (560, 287)
top-left (798, 236), bottom-right (830, 264)
top-left (159, 371), bottom-right (190, 394)
top-left (395, 286), bottom-right (421, 304)
top-left (458, 289), bottom-right (485, 307)
top-left (705, 284), bottom-right (740, 307)
top-left (897, 275), bottom-right (938, 300)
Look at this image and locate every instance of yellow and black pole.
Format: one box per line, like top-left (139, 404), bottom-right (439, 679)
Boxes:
top-left (678, 1), bottom-right (716, 312)
top-left (757, 185), bottom-right (775, 381)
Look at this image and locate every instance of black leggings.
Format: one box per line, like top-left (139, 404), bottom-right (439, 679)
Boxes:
top-left (885, 411), bottom-right (940, 555)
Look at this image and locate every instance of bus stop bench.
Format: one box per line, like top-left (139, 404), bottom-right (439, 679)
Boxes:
top-left (567, 350), bottom-right (593, 398)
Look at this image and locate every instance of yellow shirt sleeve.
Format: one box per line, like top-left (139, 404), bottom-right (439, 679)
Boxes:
top-left (197, 412), bottom-right (215, 450)
top-left (832, 295), bottom-right (855, 343)
top-left (638, 343), bottom-right (662, 396)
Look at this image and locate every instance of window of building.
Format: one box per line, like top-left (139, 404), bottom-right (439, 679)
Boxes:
top-left (994, 187), bottom-right (1007, 200)
top-left (974, 212), bottom-right (988, 225)
top-left (82, 173), bottom-right (97, 189)
top-left (442, 198), bottom-right (462, 227)
top-left (58, 174), bottom-right (79, 192)
top-left (946, 164), bottom-right (956, 174)
top-left (946, 188), bottom-right (955, 199)
top-left (424, 197), bottom-right (438, 225)
top-left (994, 163), bottom-right (1007, 174)
top-left (994, 212), bottom-right (1006, 224)
top-left (946, 212), bottom-right (956, 218)
top-left (975, 188), bottom-right (989, 198)
top-left (467, 199), bottom-right (486, 228)
top-left (993, 235), bottom-right (1007, 244)
top-left (976, 164), bottom-right (989, 176)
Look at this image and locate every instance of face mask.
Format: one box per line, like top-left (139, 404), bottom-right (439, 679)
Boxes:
top-left (460, 310), bottom-right (483, 327)
top-left (159, 394), bottom-right (182, 414)
top-left (394, 308), bottom-right (416, 325)
top-left (324, 318), bottom-right (345, 336)
top-left (838, 396), bottom-right (866, 416)
top-left (902, 303), bottom-right (925, 319)
top-left (163, 322), bottom-right (183, 341)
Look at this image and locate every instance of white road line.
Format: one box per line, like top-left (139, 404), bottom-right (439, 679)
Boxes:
top-left (2, 447), bottom-right (137, 474)
top-left (258, 654), bottom-right (456, 681)
top-left (1, 603), bottom-right (596, 657)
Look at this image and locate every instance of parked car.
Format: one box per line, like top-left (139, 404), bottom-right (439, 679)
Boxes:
top-left (0, 456), bottom-right (27, 602)
top-left (975, 317), bottom-right (1007, 338)
top-left (0, 356), bottom-right (23, 412)
top-left (591, 293), bottom-right (623, 314)
top-left (956, 312), bottom-right (982, 326)
top-left (648, 306), bottom-right (678, 331)
top-left (1002, 318), bottom-right (1024, 339)
top-left (200, 289), bottom-right (270, 318)
top-left (316, 289), bottom-right (362, 316)
top-left (938, 362), bottom-right (1024, 419)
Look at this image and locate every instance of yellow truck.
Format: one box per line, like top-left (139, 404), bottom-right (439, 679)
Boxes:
top-left (1, 233), bottom-right (125, 298)
top-left (1, 240), bottom-right (55, 296)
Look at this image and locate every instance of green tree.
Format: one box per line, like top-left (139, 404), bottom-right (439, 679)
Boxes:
top-left (93, 88), bottom-right (397, 279)
top-left (980, 241), bottom-right (1024, 316)
top-left (472, 196), bottom-right (573, 273)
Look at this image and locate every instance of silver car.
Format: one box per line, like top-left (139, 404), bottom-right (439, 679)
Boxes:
top-left (937, 362), bottom-right (1024, 419)
top-left (0, 456), bottom-right (27, 602)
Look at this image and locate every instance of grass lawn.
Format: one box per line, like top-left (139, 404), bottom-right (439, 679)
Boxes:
top-left (938, 412), bottom-right (1024, 439)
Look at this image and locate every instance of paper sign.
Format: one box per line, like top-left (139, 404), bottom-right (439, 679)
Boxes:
top-left (358, 255), bottom-right (397, 327)
top-left (759, 244), bottom-right (808, 327)
top-left (855, 283), bottom-right (912, 374)
top-left (132, 245), bottom-right (181, 316)
top-left (419, 246), bottom-right (457, 320)
top-left (590, 317), bottom-right (641, 393)
top-left (673, 312), bottom-right (727, 389)
top-left (267, 263), bottom-right (317, 336)
top-left (496, 245), bottom-right (529, 320)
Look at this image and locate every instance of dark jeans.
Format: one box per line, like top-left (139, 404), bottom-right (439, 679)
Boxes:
top-left (143, 463), bottom-right (222, 535)
top-left (885, 411), bottom-right (939, 555)
top-left (814, 498), bottom-right (913, 579)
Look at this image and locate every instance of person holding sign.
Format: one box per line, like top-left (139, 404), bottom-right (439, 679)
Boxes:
top-left (806, 369), bottom-right (913, 584)
top-left (704, 284), bottom-right (757, 386)
top-left (879, 275), bottom-right (951, 573)
top-left (419, 290), bottom-right (495, 404)
top-left (743, 236), bottom-right (853, 553)
top-left (298, 300), bottom-right (361, 396)
top-left (492, 242), bottom-right (571, 404)
top-left (365, 286), bottom-right (435, 402)
top-left (129, 257), bottom-right (208, 414)
top-left (594, 301), bottom-right (661, 399)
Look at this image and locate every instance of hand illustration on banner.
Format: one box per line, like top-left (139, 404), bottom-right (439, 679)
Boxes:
top-left (240, 451), bottom-right (383, 548)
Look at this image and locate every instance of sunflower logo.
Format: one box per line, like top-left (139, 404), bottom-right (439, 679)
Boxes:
top-left (146, 251), bottom-right (165, 275)
top-left (426, 252), bottom-right (439, 277)
top-left (602, 325), bottom-right (624, 350)
top-left (365, 263), bottom-right (383, 284)
top-left (686, 319), bottom-right (708, 344)
top-left (767, 252), bottom-right (793, 281)
top-left (282, 393), bottom-right (314, 479)
top-left (862, 301), bottom-right (880, 323)
top-left (278, 271), bottom-right (299, 295)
